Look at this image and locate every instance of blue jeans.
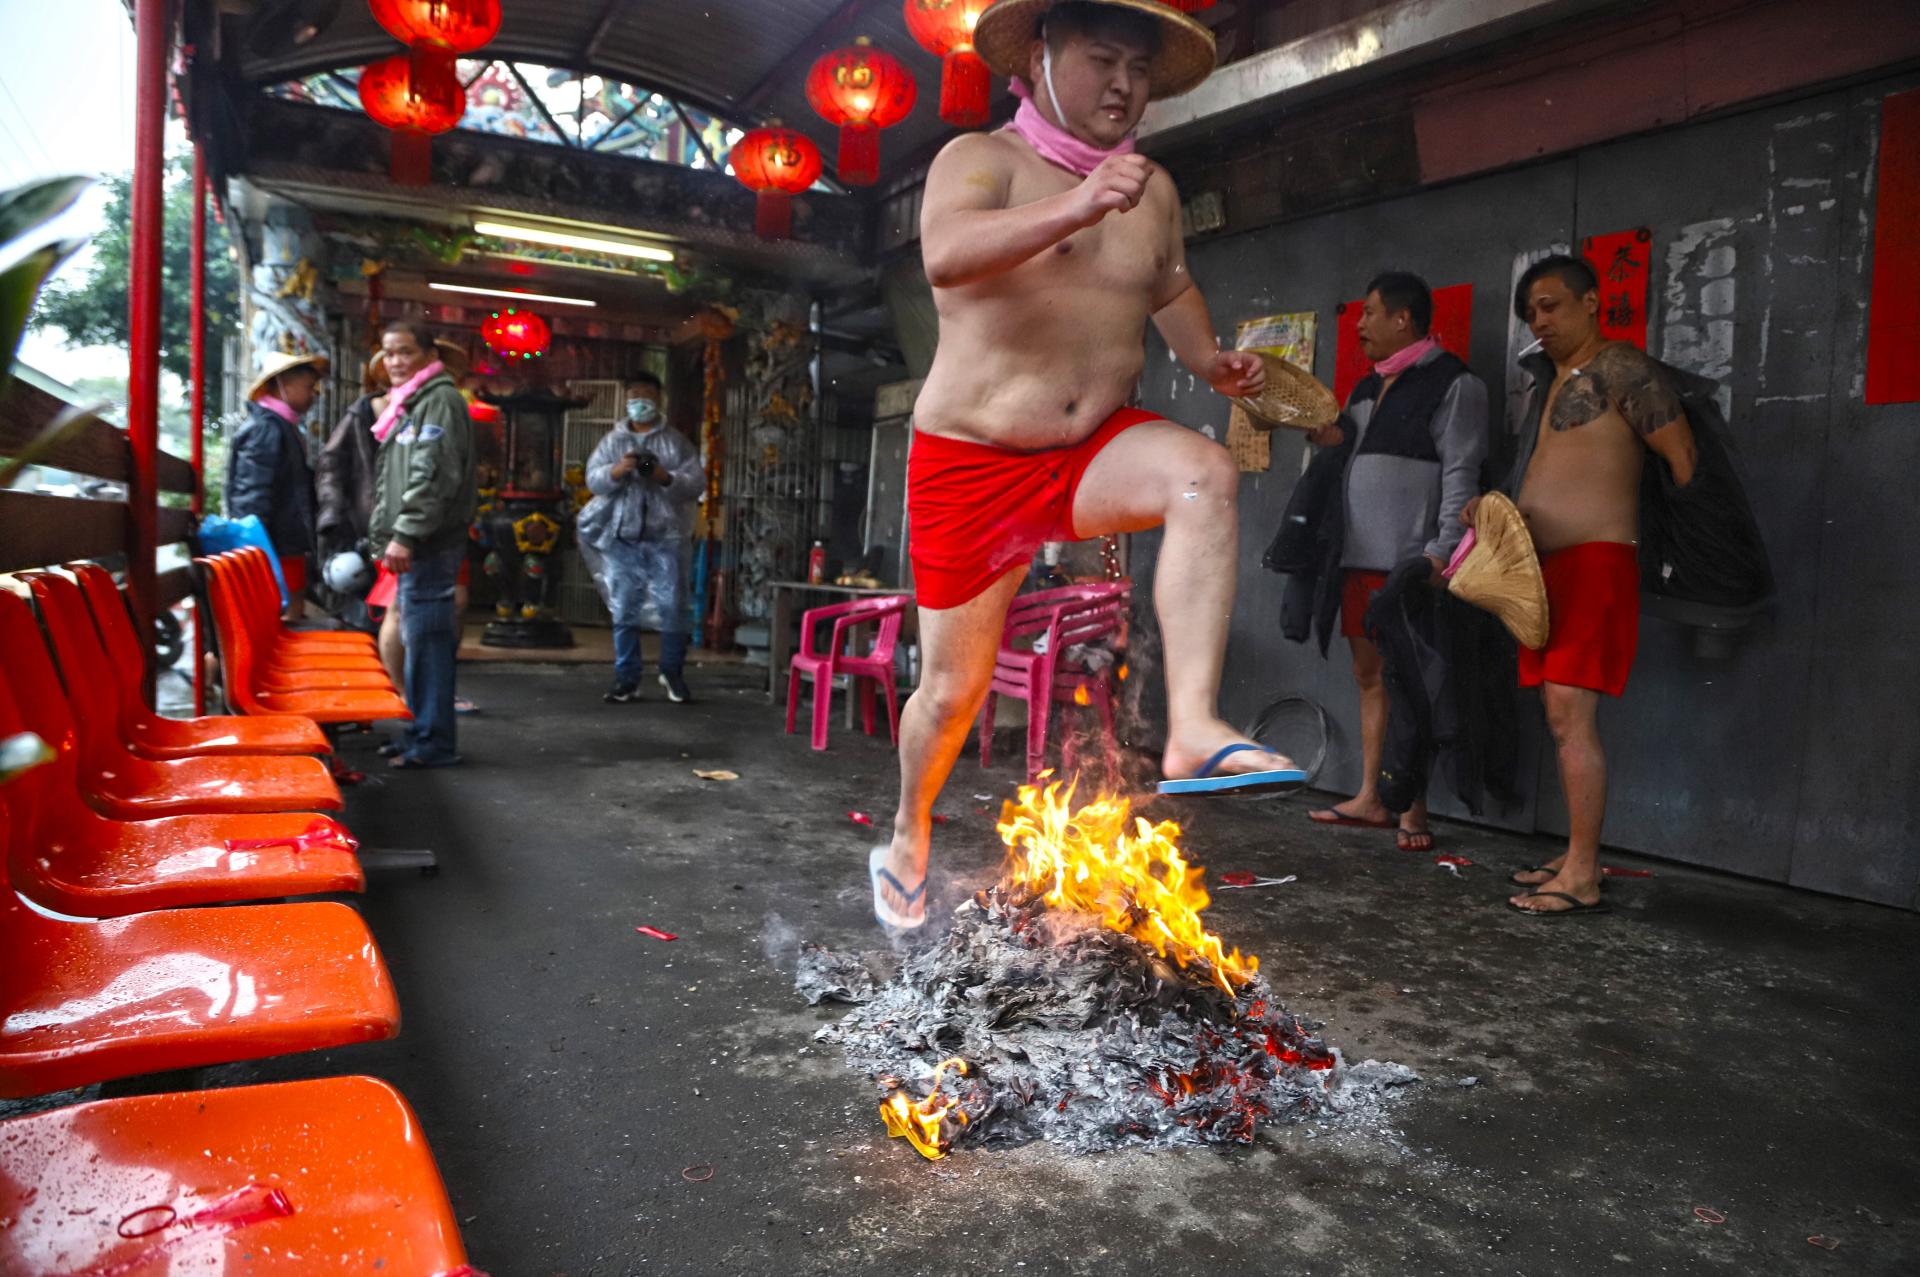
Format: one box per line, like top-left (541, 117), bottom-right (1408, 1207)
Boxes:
top-left (614, 626), bottom-right (688, 685)
top-left (601, 537), bottom-right (689, 686)
top-left (397, 542), bottom-right (464, 763)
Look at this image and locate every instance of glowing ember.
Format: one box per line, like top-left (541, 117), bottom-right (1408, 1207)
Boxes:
top-left (879, 1057), bottom-right (970, 1160)
top-left (997, 775), bottom-right (1256, 994)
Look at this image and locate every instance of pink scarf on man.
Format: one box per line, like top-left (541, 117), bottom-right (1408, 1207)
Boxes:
top-left (1003, 77), bottom-right (1135, 177)
top-left (256, 394), bottom-right (298, 425)
top-left (1374, 336), bottom-right (1441, 378)
top-left (372, 359), bottom-right (445, 444)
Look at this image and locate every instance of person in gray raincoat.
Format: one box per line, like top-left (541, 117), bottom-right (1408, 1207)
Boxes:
top-left (577, 371), bottom-right (704, 704)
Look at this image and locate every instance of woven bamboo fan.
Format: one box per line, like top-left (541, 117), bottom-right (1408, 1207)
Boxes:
top-left (1446, 491), bottom-right (1549, 650)
top-left (1231, 353), bottom-right (1340, 433)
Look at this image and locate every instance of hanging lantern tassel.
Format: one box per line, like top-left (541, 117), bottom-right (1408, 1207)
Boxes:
top-left (905, 0), bottom-right (991, 129)
top-left (806, 37), bottom-right (917, 188)
top-left (939, 45), bottom-right (990, 128)
top-left (359, 50), bottom-right (464, 185)
top-left (732, 124), bottom-right (823, 241)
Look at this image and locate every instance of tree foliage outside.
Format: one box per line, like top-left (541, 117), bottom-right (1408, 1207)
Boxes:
top-left (30, 155), bottom-right (241, 406)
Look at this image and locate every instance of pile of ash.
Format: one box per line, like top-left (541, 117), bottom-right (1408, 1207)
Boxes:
top-left (801, 884), bottom-right (1417, 1156)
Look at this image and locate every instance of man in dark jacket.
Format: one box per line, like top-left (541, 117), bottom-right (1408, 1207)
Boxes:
top-left (226, 350), bottom-right (328, 619)
top-left (1300, 273), bottom-right (1487, 851)
top-left (369, 320), bottom-right (476, 769)
top-left (315, 352), bottom-right (384, 559)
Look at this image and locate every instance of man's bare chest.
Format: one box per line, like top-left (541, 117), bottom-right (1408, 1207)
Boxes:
top-left (1010, 183), bottom-right (1166, 292)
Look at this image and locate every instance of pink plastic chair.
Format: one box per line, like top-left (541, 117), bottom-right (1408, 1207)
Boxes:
top-left (978, 581), bottom-right (1133, 782)
top-left (786, 595), bottom-right (911, 751)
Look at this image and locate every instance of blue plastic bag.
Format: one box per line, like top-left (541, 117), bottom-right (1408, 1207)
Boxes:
top-left (195, 514), bottom-right (289, 606)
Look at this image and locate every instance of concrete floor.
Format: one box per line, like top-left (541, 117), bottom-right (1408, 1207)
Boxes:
top-left (216, 661), bottom-right (1916, 1276)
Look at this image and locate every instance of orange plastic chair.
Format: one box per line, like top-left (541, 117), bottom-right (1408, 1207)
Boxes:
top-left (68, 563), bottom-right (332, 758)
top-left (0, 1075), bottom-right (475, 1276)
top-left (978, 581), bottom-right (1132, 781)
top-left (0, 803), bottom-right (397, 1097)
top-left (231, 549), bottom-right (380, 658)
top-left (0, 672), bottom-right (362, 917)
top-left (3, 587), bottom-right (342, 819)
top-left (203, 556), bottom-right (395, 688)
top-left (198, 558), bottom-right (412, 724)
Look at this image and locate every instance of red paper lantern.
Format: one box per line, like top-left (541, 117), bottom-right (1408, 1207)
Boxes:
top-left (481, 307), bottom-right (551, 361)
top-left (368, 0), bottom-right (502, 53)
top-left (359, 52), bottom-right (465, 185)
top-left (805, 37), bottom-right (918, 187)
top-left (904, 0), bottom-right (991, 128)
top-left (730, 124), bottom-right (823, 241)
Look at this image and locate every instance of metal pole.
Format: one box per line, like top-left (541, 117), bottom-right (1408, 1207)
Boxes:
top-left (189, 142), bottom-right (208, 714)
top-left (125, 0), bottom-right (169, 705)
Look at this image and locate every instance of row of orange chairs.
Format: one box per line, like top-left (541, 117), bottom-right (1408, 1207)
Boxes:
top-left (0, 549), bottom-right (481, 1274)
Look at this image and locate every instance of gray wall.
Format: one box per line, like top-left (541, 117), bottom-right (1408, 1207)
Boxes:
top-left (1131, 72), bottom-right (1920, 909)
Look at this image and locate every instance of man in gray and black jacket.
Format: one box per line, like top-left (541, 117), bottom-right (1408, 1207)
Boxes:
top-left (1302, 272), bottom-right (1488, 850)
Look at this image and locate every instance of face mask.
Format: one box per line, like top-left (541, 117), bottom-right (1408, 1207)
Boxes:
top-left (627, 399), bottom-right (658, 424)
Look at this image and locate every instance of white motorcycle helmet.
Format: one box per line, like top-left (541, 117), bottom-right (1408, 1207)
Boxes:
top-left (323, 549), bottom-right (373, 596)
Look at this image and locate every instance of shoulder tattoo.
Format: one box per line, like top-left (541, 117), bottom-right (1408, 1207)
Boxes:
top-left (1548, 345), bottom-right (1684, 436)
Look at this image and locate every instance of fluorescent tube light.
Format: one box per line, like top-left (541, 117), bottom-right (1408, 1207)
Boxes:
top-left (427, 282), bottom-right (597, 307)
top-left (472, 219), bottom-right (675, 263)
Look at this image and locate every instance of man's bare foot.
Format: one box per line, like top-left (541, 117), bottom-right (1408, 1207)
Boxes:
top-left (1510, 855), bottom-right (1568, 888)
top-left (1396, 820), bottom-right (1434, 853)
top-left (1309, 796), bottom-right (1396, 826)
top-left (1508, 869), bottom-right (1602, 913)
top-left (1163, 726), bottom-right (1297, 782)
top-left (871, 821), bottom-right (931, 929)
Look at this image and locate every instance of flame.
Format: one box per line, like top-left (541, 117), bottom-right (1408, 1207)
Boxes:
top-left (880, 1057), bottom-right (970, 1160)
top-left (997, 775), bottom-right (1257, 995)
top-left (1072, 685), bottom-right (1091, 706)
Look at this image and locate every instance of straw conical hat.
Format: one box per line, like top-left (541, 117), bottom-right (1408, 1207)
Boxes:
top-left (247, 350), bottom-right (329, 402)
top-left (1232, 354), bottom-right (1340, 432)
top-left (974, 0), bottom-right (1218, 101)
top-left (1446, 492), bottom-right (1549, 650)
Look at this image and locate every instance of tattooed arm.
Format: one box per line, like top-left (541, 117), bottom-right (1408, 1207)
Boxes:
top-left (1553, 344), bottom-right (1698, 486)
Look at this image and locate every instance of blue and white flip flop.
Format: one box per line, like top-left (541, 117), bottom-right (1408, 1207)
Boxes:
top-left (869, 845), bottom-right (928, 931)
top-left (1157, 743), bottom-right (1308, 798)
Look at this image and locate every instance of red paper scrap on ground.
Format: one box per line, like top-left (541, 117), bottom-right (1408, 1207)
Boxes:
top-left (931, 814), bottom-right (951, 825)
top-left (848, 811), bottom-right (873, 825)
top-left (1581, 227), bottom-right (1653, 351)
top-left (1694, 1207), bottom-right (1726, 1225)
top-left (635, 926), bottom-right (678, 942)
top-left (1435, 855), bottom-right (1475, 869)
top-left (1333, 283), bottom-right (1474, 404)
top-left (1219, 871), bottom-right (1257, 887)
top-left (1867, 87), bottom-right (1920, 404)
top-left (1601, 866), bottom-right (1653, 879)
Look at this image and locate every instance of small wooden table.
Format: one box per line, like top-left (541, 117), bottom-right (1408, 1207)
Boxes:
top-left (766, 581), bottom-right (915, 704)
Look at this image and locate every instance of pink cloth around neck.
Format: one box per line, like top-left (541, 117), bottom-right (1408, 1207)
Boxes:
top-left (1003, 79), bottom-right (1134, 177)
top-left (1443, 527), bottom-right (1476, 580)
top-left (1373, 335), bottom-right (1441, 379)
top-left (372, 359), bottom-right (445, 443)
top-left (255, 394), bottom-right (298, 425)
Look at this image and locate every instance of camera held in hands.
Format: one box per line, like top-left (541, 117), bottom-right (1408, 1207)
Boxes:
top-left (629, 449), bottom-right (658, 479)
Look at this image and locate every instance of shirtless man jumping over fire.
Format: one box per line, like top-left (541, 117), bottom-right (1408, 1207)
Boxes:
top-left (871, 0), bottom-right (1303, 930)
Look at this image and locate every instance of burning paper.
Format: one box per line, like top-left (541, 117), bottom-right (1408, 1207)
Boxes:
top-left (809, 778), bottom-right (1415, 1159)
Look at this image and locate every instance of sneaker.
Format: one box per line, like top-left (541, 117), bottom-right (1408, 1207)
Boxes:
top-left (658, 671), bottom-right (691, 704)
top-left (604, 682), bottom-right (642, 704)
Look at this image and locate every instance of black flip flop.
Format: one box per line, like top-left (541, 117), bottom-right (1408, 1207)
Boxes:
top-left (1396, 828), bottom-right (1436, 852)
top-left (1509, 865), bottom-right (1610, 890)
top-left (1507, 890), bottom-right (1610, 918)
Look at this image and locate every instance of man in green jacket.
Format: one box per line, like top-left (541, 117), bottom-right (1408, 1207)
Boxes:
top-left (369, 319), bottom-right (477, 768)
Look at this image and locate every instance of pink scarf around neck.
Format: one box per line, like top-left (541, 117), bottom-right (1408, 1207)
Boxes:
top-left (372, 360), bottom-right (444, 443)
top-left (256, 394), bottom-right (298, 425)
top-left (1003, 78), bottom-right (1134, 177)
top-left (1374, 336), bottom-right (1440, 379)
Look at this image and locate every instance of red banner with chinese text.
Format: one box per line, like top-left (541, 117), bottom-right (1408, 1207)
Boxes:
top-left (1333, 283), bottom-right (1473, 405)
top-left (1581, 227), bottom-right (1653, 351)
